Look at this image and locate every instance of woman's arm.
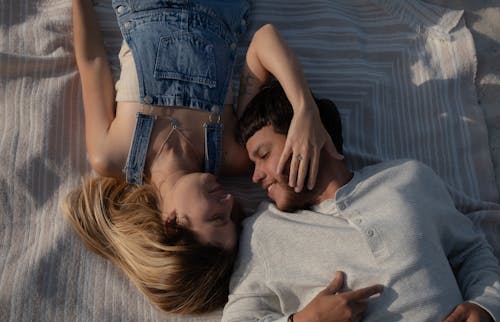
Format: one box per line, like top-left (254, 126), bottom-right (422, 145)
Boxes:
top-left (238, 24), bottom-right (343, 192)
top-left (73, 0), bottom-right (120, 176)
top-left (237, 24), bottom-right (313, 117)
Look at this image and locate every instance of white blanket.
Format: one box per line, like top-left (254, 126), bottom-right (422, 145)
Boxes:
top-left (1, 0), bottom-right (499, 321)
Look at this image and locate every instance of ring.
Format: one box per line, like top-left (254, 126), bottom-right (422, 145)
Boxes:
top-left (296, 154), bottom-right (303, 161)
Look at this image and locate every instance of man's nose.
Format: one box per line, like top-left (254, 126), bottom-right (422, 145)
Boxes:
top-left (252, 166), bottom-right (264, 183)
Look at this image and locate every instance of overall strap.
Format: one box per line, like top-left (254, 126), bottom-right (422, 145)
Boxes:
top-left (123, 113), bottom-right (156, 184)
top-left (203, 113), bottom-right (223, 176)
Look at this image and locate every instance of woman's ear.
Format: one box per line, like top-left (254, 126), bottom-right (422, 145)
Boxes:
top-left (163, 209), bottom-right (185, 244)
top-left (162, 209), bottom-right (177, 223)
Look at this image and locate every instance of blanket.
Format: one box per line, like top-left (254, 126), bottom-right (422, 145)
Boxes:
top-left (1, 0), bottom-right (499, 321)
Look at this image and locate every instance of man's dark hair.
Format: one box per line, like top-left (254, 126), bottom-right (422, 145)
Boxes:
top-left (238, 80), bottom-right (343, 154)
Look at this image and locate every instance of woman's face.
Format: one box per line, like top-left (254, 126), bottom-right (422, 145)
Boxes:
top-left (169, 173), bottom-right (237, 251)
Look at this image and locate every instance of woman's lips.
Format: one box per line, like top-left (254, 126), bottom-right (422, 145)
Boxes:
top-left (209, 185), bottom-right (232, 202)
top-left (209, 185), bottom-right (224, 193)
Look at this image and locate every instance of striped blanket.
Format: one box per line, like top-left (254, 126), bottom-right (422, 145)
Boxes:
top-left (1, 0), bottom-right (498, 321)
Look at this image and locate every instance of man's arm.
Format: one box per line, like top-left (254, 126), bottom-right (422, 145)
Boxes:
top-left (73, 0), bottom-right (120, 177)
top-left (444, 302), bottom-right (495, 322)
top-left (222, 213), bottom-right (381, 322)
top-left (434, 183), bottom-right (500, 321)
top-left (222, 222), bottom-right (287, 322)
top-left (292, 272), bottom-right (383, 322)
top-left (224, 266), bottom-right (382, 322)
top-left (443, 218), bottom-right (500, 322)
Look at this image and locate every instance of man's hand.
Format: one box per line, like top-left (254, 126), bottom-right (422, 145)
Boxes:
top-left (277, 102), bottom-right (343, 193)
top-left (293, 271), bottom-right (383, 322)
top-left (443, 302), bottom-right (493, 322)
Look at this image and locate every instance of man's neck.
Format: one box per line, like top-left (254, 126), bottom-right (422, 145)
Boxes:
top-left (312, 158), bottom-right (353, 204)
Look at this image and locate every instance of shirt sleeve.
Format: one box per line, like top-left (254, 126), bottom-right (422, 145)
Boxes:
top-left (432, 179), bottom-right (500, 320)
top-left (444, 215), bottom-right (500, 321)
top-left (222, 219), bottom-right (289, 322)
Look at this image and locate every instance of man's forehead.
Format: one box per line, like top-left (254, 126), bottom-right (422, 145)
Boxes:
top-left (246, 126), bottom-right (282, 151)
top-left (250, 125), bottom-right (282, 142)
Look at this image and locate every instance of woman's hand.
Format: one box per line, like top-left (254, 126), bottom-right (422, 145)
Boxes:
top-left (443, 302), bottom-right (494, 322)
top-left (293, 271), bottom-right (383, 322)
top-left (241, 24), bottom-right (343, 192)
top-left (277, 100), bottom-right (343, 193)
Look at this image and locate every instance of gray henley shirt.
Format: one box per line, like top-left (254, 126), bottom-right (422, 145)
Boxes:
top-left (223, 159), bottom-right (500, 322)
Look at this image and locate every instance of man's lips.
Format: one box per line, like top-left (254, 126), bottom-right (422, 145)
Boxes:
top-left (262, 181), bottom-right (272, 191)
top-left (263, 182), bottom-right (277, 197)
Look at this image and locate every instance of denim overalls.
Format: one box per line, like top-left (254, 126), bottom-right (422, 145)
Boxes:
top-left (112, 0), bottom-right (250, 184)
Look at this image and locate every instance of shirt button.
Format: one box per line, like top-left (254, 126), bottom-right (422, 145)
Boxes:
top-left (144, 95), bottom-right (153, 104)
top-left (366, 229), bottom-right (374, 237)
top-left (241, 19), bottom-right (247, 27)
top-left (230, 43), bottom-right (237, 50)
top-left (117, 6), bottom-right (125, 14)
top-left (338, 201), bottom-right (347, 211)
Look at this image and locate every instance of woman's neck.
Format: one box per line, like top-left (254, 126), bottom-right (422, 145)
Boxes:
top-left (148, 130), bottom-right (202, 210)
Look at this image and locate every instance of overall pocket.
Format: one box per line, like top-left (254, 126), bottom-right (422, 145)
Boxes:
top-left (154, 32), bottom-right (217, 88)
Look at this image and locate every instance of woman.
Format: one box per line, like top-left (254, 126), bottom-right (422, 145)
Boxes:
top-left (64, 0), bottom-right (342, 314)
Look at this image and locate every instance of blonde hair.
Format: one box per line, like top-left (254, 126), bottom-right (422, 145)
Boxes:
top-left (62, 176), bottom-right (236, 314)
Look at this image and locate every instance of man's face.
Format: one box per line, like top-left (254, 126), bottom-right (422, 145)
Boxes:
top-left (246, 125), bottom-right (311, 211)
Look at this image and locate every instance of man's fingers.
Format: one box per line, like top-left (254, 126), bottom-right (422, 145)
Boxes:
top-left (351, 301), bottom-right (369, 321)
top-left (443, 305), bottom-right (467, 322)
top-left (345, 284), bottom-right (384, 300)
top-left (325, 271), bottom-right (344, 294)
top-left (443, 311), bottom-right (466, 322)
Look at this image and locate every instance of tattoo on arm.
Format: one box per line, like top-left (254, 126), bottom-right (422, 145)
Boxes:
top-left (240, 73), bottom-right (259, 99)
top-left (237, 64), bottom-right (265, 117)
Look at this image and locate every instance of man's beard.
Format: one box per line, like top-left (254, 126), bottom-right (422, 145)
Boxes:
top-left (273, 181), bottom-right (316, 212)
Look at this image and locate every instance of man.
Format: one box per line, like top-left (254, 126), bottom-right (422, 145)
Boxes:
top-left (222, 81), bottom-right (500, 322)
